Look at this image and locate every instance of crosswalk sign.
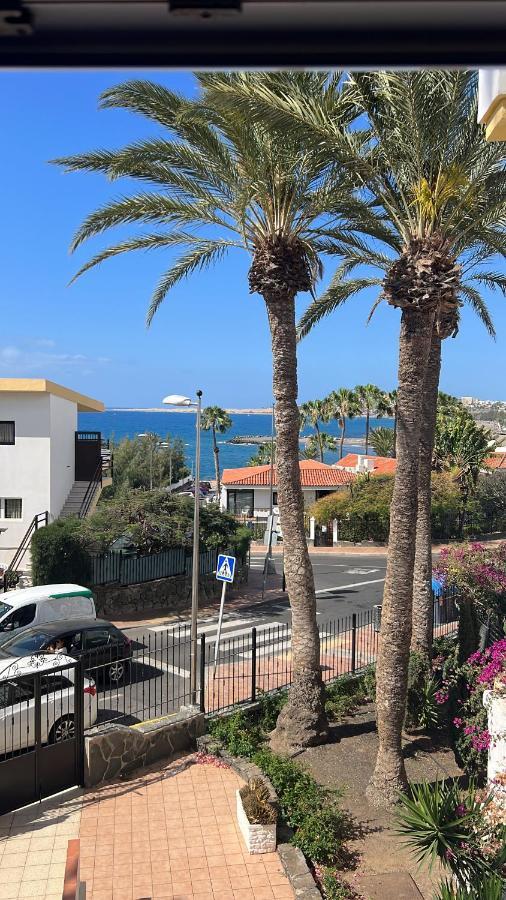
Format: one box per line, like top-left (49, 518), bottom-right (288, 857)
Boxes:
top-left (216, 554), bottom-right (236, 583)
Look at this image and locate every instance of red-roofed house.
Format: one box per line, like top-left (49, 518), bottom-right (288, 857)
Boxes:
top-left (333, 453), bottom-right (397, 476)
top-left (221, 459), bottom-right (354, 518)
top-left (483, 453), bottom-right (506, 471)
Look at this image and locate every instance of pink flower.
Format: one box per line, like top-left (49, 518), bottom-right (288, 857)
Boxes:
top-left (455, 804), bottom-right (467, 817)
top-left (453, 717), bottom-right (463, 728)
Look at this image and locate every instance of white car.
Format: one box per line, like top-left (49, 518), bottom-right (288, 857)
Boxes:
top-left (0, 653), bottom-right (97, 754)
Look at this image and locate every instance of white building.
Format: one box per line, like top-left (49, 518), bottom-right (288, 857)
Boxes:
top-left (220, 459), bottom-right (355, 518)
top-left (479, 70), bottom-right (506, 141)
top-left (0, 379), bottom-right (104, 568)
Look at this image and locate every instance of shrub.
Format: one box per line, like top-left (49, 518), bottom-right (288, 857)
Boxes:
top-left (207, 710), bottom-right (263, 758)
top-left (31, 517), bottom-right (92, 586)
top-left (396, 779), bottom-right (506, 891)
top-left (405, 652), bottom-right (441, 731)
top-left (325, 674), bottom-right (372, 722)
top-left (293, 806), bottom-right (353, 866)
top-left (452, 639), bottom-right (506, 779)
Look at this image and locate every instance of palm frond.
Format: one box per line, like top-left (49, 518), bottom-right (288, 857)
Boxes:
top-left (146, 241), bottom-right (233, 325)
top-left (298, 273), bottom-right (383, 339)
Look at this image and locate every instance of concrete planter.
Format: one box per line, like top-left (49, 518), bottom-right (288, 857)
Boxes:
top-left (236, 789), bottom-right (277, 854)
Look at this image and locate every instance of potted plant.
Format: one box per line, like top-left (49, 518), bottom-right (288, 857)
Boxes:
top-left (236, 777), bottom-right (277, 854)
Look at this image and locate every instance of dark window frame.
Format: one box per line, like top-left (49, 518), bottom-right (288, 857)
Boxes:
top-left (0, 422), bottom-right (15, 445)
top-left (4, 498), bottom-right (22, 520)
top-left (227, 489), bottom-right (254, 517)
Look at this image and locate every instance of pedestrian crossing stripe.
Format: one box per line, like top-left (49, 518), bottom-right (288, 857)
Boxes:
top-left (216, 553), bottom-right (236, 583)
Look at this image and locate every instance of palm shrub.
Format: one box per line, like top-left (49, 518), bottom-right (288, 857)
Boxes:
top-left (395, 779), bottom-right (506, 892)
top-left (369, 426), bottom-right (395, 458)
top-left (53, 72), bottom-right (366, 751)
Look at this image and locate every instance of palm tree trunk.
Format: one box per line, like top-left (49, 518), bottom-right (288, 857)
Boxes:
top-left (411, 329), bottom-right (442, 656)
top-left (367, 307), bottom-right (435, 807)
top-left (365, 408), bottom-right (370, 455)
top-left (315, 421), bottom-right (324, 463)
top-left (393, 406), bottom-right (397, 458)
top-left (265, 292), bottom-right (328, 752)
top-left (339, 420), bottom-right (346, 459)
top-left (211, 424), bottom-right (221, 499)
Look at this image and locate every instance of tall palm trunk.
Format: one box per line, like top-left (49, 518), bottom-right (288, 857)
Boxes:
top-left (365, 408), bottom-right (370, 455)
top-left (265, 292), bottom-right (328, 751)
top-left (315, 421), bottom-right (324, 463)
top-left (211, 424), bottom-right (221, 499)
top-left (367, 306), bottom-right (435, 806)
top-left (393, 406), bottom-right (397, 458)
top-left (339, 419), bottom-right (346, 459)
top-left (411, 329), bottom-right (442, 656)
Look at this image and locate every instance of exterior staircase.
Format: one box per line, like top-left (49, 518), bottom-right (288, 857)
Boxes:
top-left (60, 481), bottom-right (99, 519)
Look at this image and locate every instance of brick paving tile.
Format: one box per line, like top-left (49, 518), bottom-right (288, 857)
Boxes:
top-left (78, 754), bottom-right (295, 899)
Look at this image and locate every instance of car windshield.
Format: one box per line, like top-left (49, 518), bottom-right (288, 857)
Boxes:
top-left (0, 602), bottom-right (13, 619)
top-left (2, 632), bottom-right (49, 655)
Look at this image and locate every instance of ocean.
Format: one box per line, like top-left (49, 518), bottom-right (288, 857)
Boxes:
top-left (78, 410), bottom-right (393, 479)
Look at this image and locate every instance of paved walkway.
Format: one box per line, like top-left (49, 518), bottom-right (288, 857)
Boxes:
top-left (80, 754), bottom-right (294, 900)
top-left (0, 755), bottom-right (294, 900)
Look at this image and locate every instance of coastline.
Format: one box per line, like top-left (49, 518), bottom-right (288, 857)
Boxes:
top-left (107, 407), bottom-right (274, 414)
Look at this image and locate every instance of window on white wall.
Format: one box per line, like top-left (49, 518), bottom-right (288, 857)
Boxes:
top-left (2, 499), bottom-right (22, 519)
top-left (0, 422), bottom-right (15, 445)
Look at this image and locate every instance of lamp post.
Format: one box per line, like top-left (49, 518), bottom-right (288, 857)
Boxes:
top-left (162, 390), bottom-right (203, 705)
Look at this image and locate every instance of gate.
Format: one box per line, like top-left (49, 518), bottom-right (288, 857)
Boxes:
top-left (0, 658), bottom-right (84, 815)
top-left (75, 431), bottom-right (102, 480)
top-left (314, 521), bottom-right (333, 547)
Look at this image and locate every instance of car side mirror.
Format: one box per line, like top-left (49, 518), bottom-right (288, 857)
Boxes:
top-left (1, 623), bottom-right (14, 632)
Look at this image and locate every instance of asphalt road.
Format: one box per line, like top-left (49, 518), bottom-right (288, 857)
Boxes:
top-left (92, 551), bottom-right (387, 728)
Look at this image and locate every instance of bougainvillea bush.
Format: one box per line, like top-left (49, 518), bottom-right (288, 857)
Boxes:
top-left (451, 638), bottom-right (506, 779)
top-left (434, 541), bottom-right (506, 621)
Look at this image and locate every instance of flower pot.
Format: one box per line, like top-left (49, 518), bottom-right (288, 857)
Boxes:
top-left (236, 789), bottom-right (277, 854)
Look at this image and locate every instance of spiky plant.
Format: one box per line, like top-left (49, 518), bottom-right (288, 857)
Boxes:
top-left (52, 72), bottom-right (360, 751)
top-left (369, 426), bottom-right (395, 458)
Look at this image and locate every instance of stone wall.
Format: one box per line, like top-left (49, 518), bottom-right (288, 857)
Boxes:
top-left (93, 573), bottom-right (221, 618)
top-left (84, 707), bottom-right (205, 786)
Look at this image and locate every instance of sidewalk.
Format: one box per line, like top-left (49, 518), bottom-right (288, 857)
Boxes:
top-left (0, 754), bottom-right (294, 900)
top-left (79, 753), bottom-right (294, 900)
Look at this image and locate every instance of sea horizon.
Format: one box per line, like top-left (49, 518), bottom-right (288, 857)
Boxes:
top-left (79, 410), bottom-right (394, 479)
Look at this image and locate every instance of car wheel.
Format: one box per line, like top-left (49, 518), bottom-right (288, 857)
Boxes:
top-left (107, 660), bottom-right (126, 684)
top-left (49, 715), bottom-right (75, 743)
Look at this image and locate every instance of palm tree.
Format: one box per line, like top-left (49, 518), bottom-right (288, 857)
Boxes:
top-left (244, 71), bottom-right (506, 802)
top-left (300, 399), bottom-right (330, 462)
top-left (433, 406), bottom-right (493, 533)
top-left (301, 432), bottom-right (337, 462)
top-left (326, 388), bottom-right (359, 459)
top-left (355, 384), bottom-right (382, 454)
top-left (249, 442), bottom-right (275, 466)
top-left (52, 72), bottom-right (359, 752)
top-left (369, 426), bottom-right (395, 458)
top-left (201, 406), bottom-right (232, 499)
top-left (378, 390), bottom-right (398, 457)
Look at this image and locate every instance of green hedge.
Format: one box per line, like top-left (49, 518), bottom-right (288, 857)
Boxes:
top-left (31, 517), bottom-right (92, 587)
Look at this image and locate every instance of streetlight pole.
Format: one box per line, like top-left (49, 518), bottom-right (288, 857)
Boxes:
top-left (190, 390), bottom-right (202, 705)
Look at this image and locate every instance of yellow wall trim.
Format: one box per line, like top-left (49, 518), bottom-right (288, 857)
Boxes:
top-left (0, 378), bottom-right (104, 413)
top-left (485, 102), bottom-right (506, 141)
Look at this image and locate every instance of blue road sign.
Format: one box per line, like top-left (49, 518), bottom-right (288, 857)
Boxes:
top-left (216, 554), bottom-right (236, 583)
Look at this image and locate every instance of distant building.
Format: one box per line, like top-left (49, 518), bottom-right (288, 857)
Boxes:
top-left (220, 460), bottom-right (354, 518)
top-left (333, 453), bottom-right (397, 476)
top-left (0, 379), bottom-right (104, 568)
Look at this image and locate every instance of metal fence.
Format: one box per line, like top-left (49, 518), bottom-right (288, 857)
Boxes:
top-left (90, 547), bottom-right (217, 586)
top-left (81, 591), bottom-right (459, 729)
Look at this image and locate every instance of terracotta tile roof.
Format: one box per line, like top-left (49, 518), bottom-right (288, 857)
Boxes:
top-left (334, 453), bottom-right (397, 475)
top-left (484, 454), bottom-right (506, 470)
top-left (222, 459), bottom-right (355, 487)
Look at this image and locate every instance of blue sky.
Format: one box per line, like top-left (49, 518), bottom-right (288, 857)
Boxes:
top-left (1, 70), bottom-right (505, 408)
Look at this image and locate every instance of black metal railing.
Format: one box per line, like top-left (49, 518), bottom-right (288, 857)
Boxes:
top-left (79, 461), bottom-right (103, 519)
top-left (2, 511), bottom-right (48, 592)
top-left (80, 591), bottom-right (459, 729)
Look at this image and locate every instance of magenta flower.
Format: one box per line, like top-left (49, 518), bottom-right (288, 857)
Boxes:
top-left (453, 717), bottom-right (463, 728)
top-left (455, 804), bottom-right (467, 817)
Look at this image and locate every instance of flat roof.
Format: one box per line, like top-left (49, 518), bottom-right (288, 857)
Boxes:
top-left (0, 379), bottom-right (104, 413)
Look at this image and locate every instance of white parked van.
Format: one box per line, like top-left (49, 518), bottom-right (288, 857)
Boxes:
top-left (0, 584), bottom-right (96, 639)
